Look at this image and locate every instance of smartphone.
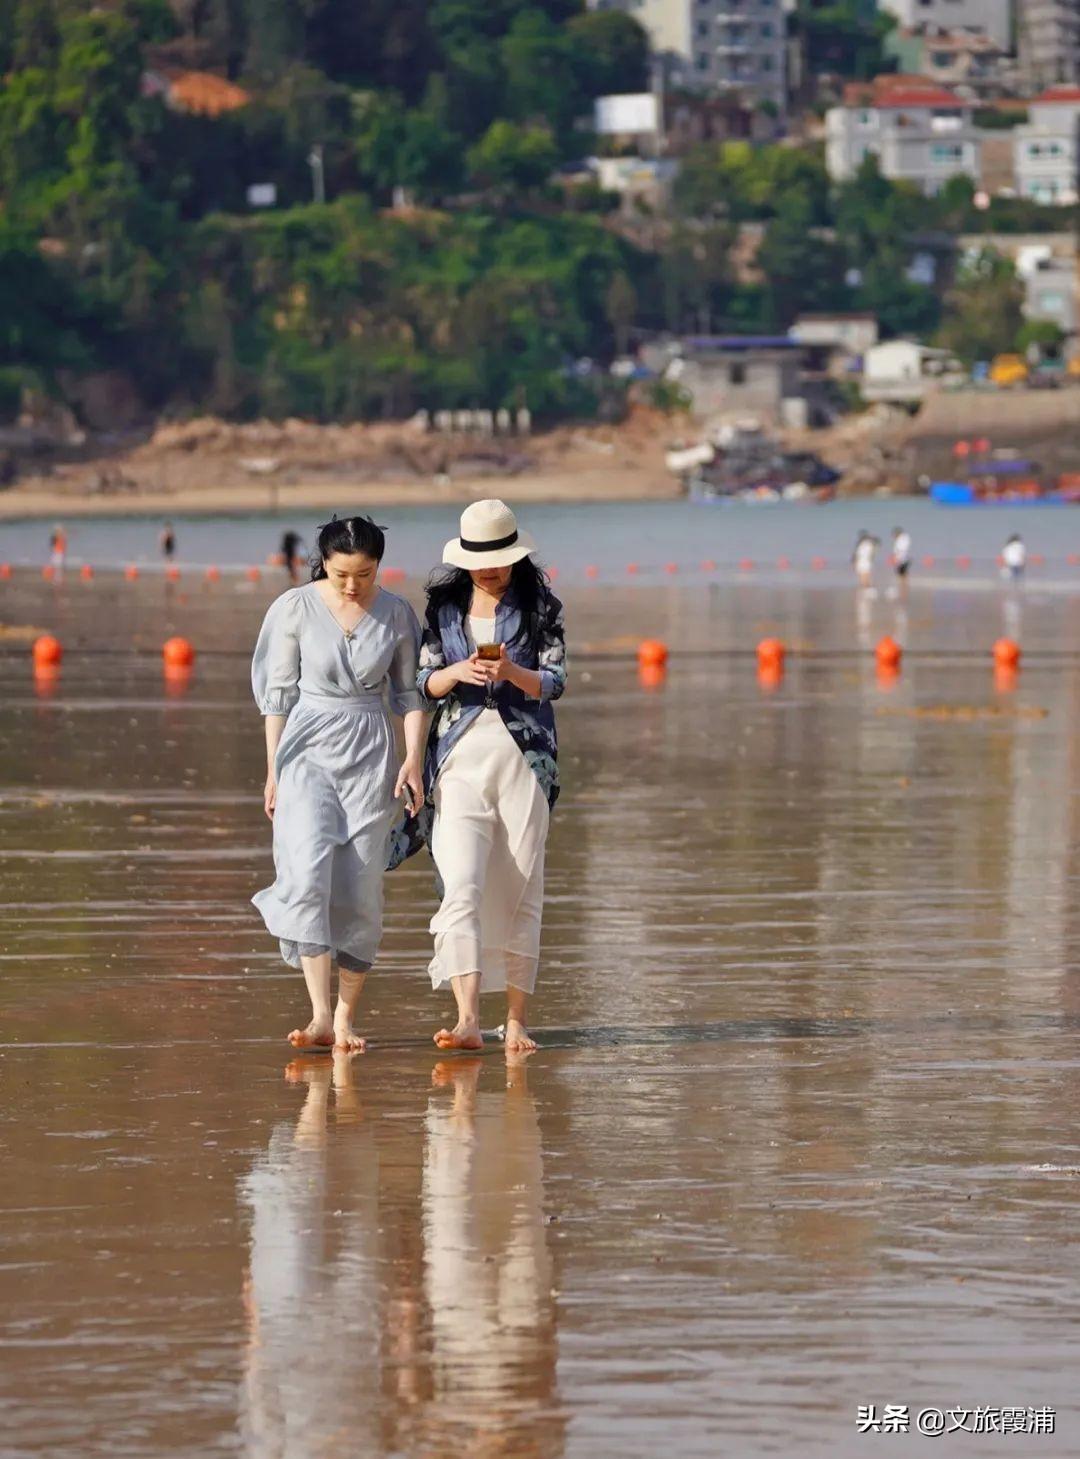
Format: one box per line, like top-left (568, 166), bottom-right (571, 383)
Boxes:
top-left (400, 785), bottom-right (415, 816)
top-left (476, 642), bottom-right (501, 661)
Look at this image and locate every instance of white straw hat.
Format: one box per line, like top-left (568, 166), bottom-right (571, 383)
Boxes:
top-left (442, 499), bottom-right (536, 570)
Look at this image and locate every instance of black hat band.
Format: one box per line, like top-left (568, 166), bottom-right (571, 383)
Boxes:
top-left (458, 529), bottom-right (519, 553)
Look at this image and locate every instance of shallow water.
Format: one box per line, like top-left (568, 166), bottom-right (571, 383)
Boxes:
top-left (2, 580), bottom-right (1080, 1457)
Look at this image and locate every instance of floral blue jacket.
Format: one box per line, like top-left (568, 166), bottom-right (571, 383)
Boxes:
top-left (386, 587), bottom-right (566, 871)
top-left (418, 587), bottom-right (567, 801)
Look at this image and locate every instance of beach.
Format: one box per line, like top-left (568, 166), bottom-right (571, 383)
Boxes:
top-left (1, 569), bottom-right (1079, 1456)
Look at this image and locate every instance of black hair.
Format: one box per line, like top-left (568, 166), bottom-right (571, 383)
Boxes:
top-left (425, 557), bottom-right (551, 651)
top-left (310, 516), bottom-right (386, 579)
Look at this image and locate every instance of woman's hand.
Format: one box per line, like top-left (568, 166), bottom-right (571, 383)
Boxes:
top-left (394, 758), bottom-right (424, 817)
top-left (452, 653), bottom-right (492, 687)
top-left (264, 773), bottom-right (277, 820)
top-left (485, 644), bottom-right (515, 683)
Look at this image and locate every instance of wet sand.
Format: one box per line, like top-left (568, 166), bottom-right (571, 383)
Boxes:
top-left (2, 580), bottom-right (1080, 1457)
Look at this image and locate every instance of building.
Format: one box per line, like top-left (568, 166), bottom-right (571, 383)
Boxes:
top-left (884, 26), bottom-right (1013, 98)
top-left (960, 231), bottom-right (1079, 332)
top-left (642, 336), bottom-right (807, 423)
top-left (861, 340), bottom-right (963, 400)
top-left (826, 77), bottom-right (982, 192)
top-left (1012, 87), bottom-right (1080, 201)
top-left (587, 0), bottom-right (786, 114)
top-left (1018, 0), bottom-right (1080, 90)
top-left (789, 313), bottom-right (880, 364)
top-left (877, 0), bottom-right (1013, 51)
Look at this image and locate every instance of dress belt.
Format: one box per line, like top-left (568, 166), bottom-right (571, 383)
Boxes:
top-left (298, 690), bottom-right (385, 714)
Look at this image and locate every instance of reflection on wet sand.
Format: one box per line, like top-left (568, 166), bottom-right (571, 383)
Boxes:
top-left (240, 1054), bottom-right (560, 1459)
top-left (421, 1056), bottom-right (561, 1459)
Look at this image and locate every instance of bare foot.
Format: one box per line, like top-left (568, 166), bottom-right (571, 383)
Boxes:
top-left (287, 1017), bottom-right (334, 1049)
top-left (433, 1021), bottom-right (484, 1050)
top-left (504, 1017), bottom-right (537, 1053)
top-left (333, 1016), bottom-right (367, 1053)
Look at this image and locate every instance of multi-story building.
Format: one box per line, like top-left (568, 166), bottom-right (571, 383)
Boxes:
top-left (885, 25), bottom-right (1013, 97)
top-left (1018, 0), bottom-right (1080, 90)
top-left (826, 77), bottom-right (983, 192)
top-left (876, 0), bottom-right (1013, 51)
top-left (1012, 87), bottom-right (1080, 200)
top-left (587, 0), bottom-right (786, 114)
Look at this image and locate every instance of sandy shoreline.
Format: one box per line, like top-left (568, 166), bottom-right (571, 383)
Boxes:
top-left (0, 467), bottom-right (681, 522)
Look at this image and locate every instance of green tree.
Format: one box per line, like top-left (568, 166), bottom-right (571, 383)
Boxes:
top-left (758, 195), bottom-right (850, 326)
top-left (566, 10), bottom-right (649, 96)
top-left (467, 120), bottom-right (558, 194)
top-left (936, 248), bottom-right (1024, 363)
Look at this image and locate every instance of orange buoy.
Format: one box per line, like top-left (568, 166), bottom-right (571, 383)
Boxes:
top-left (738, 557), bottom-right (754, 572)
top-left (33, 634), bottom-right (62, 668)
top-left (163, 636), bottom-right (195, 668)
top-left (80, 564), bottom-right (94, 581)
top-left (124, 564), bottom-right (139, 581)
top-left (700, 559), bottom-right (716, 572)
top-left (776, 556), bottom-right (791, 570)
top-left (626, 562), bottom-right (640, 575)
top-left (876, 662), bottom-right (900, 691)
top-left (922, 554), bottom-right (936, 568)
top-left (548, 566), bottom-right (559, 581)
top-left (664, 562), bottom-right (678, 575)
top-left (993, 664), bottom-right (1018, 694)
top-left (205, 565), bottom-right (221, 582)
top-left (165, 565), bottom-right (181, 582)
top-left (1030, 553), bottom-right (1045, 567)
top-left (638, 662), bottom-right (666, 691)
top-left (992, 637), bottom-right (1020, 668)
top-left (0, 563), bottom-right (10, 579)
top-left (382, 566), bottom-right (406, 585)
top-left (267, 552), bottom-right (286, 567)
top-left (757, 662), bottom-right (783, 693)
top-left (875, 635), bottom-right (902, 669)
top-left (585, 564), bottom-right (599, 579)
top-left (757, 638), bottom-right (786, 670)
top-left (637, 639), bottom-right (669, 669)
top-left (42, 564), bottom-right (55, 581)
top-left (245, 566), bottom-right (261, 582)
top-left (810, 555), bottom-right (826, 571)
top-left (1068, 553), bottom-right (1080, 567)
top-left (956, 555), bottom-right (971, 569)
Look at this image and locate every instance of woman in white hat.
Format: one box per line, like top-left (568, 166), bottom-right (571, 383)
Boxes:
top-left (417, 499), bottom-right (567, 1053)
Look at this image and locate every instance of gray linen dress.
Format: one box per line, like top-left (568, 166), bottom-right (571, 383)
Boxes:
top-left (251, 583), bottom-right (423, 971)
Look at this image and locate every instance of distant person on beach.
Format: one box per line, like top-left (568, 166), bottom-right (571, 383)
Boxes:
top-left (280, 529), bottom-right (302, 583)
top-left (251, 516), bottom-right (425, 1052)
top-left (49, 523), bottom-right (66, 574)
top-left (418, 500), bottom-right (566, 1056)
top-left (852, 530), bottom-right (877, 589)
top-left (159, 522), bottom-right (176, 561)
top-left (892, 527), bottom-right (912, 579)
top-left (1002, 533), bottom-right (1026, 583)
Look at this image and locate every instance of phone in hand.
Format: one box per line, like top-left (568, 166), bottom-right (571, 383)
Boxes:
top-left (476, 642), bottom-right (501, 661)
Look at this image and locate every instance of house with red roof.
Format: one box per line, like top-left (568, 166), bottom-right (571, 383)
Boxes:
top-left (826, 76), bottom-right (983, 193)
top-left (1013, 88), bottom-right (1080, 203)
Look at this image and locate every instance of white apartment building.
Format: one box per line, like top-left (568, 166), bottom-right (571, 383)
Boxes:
top-left (1012, 88), bottom-right (1080, 200)
top-left (587, 0), bottom-right (786, 113)
top-left (1018, 0), bottom-right (1080, 90)
top-left (826, 81), bottom-right (982, 192)
top-left (878, 0), bottom-right (1013, 51)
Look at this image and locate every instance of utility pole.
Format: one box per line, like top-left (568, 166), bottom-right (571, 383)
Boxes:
top-left (308, 144), bottom-right (325, 205)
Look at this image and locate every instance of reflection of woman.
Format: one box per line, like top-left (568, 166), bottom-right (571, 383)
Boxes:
top-left (418, 500), bottom-right (567, 1053)
top-left (422, 1057), bottom-right (561, 1458)
top-left (239, 1056), bottom-right (380, 1456)
top-left (252, 516), bottom-right (425, 1051)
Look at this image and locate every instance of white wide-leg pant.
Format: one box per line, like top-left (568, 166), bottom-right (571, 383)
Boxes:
top-left (429, 709), bottom-right (549, 994)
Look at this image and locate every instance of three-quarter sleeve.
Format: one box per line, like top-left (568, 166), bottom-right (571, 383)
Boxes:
top-left (536, 592), bottom-right (567, 703)
top-left (387, 599), bottom-right (424, 716)
top-left (252, 590), bottom-right (301, 716)
top-left (417, 600), bottom-right (447, 701)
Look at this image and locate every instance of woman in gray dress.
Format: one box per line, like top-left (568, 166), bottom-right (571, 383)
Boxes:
top-left (252, 516), bottom-right (425, 1052)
